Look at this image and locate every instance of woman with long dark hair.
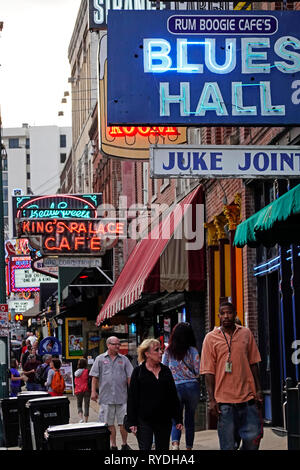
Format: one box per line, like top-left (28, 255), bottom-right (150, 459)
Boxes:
top-left (162, 322), bottom-right (200, 450)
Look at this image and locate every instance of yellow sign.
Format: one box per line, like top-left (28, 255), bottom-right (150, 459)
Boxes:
top-left (233, 2), bottom-right (252, 10)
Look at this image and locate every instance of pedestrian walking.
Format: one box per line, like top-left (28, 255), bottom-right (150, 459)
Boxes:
top-left (21, 342), bottom-right (32, 369)
top-left (45, 358), bottom-right (65, 396)
top-left (9, 359), bottom-right (22, 397)
top-left (126, 338), bottom-right (183, 451)
top-left (35, 354), bottom-right (52, 391)
top-left (162, 322), bottom-right (200, 450)
top-left (90, 336), bottom-right (133, 450)
top-left (74, 358), bottom-right (91, 423)
top-left (22, 349), bottom-right (42, 391)
top-left (200, 301), bottom-right (264, 450)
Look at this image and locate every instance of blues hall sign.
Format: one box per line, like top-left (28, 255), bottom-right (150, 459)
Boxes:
top-left (107, 10), bottom-right (300, 126)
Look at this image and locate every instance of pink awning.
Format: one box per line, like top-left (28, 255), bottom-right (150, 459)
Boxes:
top-left (96, 186), bottom-right (205, 326)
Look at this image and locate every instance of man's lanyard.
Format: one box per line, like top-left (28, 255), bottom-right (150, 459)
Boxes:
top-left (220, 327), bottom-right (234, 373)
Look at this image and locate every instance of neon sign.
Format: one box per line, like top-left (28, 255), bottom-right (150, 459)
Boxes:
top-left (108, 126), bottom-right (179, 137)
top-left (18, 218), bottom-right (126, 256)
top-left (8, 255), bottom-right (56, 293)
top-left (107, 10), bottom-right (300, 126)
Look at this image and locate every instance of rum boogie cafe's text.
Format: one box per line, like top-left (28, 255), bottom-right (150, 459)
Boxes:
top-left (150, 145), bottom-right (300, 178)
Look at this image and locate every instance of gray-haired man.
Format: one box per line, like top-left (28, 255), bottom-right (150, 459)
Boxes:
top-left (90, 336), bottom-right (133, 450)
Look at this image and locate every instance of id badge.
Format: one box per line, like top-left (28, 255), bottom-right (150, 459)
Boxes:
top-left (225, 361), bottom-right (232, 373)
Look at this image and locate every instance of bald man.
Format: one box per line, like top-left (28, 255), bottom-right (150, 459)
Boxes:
top-left (90, 336), bottom-right (133, 450)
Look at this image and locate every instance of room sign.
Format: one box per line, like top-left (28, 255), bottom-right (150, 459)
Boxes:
top-left (107, 10), bottom-right (300, 126)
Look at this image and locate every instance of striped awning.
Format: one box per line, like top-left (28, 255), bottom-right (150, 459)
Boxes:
top-left (96, 186), bottom-right (205, 326)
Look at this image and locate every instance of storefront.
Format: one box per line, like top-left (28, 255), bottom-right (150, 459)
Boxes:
top-left (96, 185), bottom-right (206, 360)
top-left (234, 182), bottom-right (300, 428)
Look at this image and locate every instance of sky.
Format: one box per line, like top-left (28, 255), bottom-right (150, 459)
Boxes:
top-left (0, 0), bottom-right (82, 128)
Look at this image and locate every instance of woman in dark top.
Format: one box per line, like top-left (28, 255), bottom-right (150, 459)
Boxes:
top-left (127, 338), bottom-right (182, 451)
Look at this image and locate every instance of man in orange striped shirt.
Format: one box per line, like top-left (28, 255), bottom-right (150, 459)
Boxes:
top-left (200, 302), bottom-right (263, 450)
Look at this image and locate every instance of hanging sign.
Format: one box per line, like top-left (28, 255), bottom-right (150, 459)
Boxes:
top-left (98, 31), bottom-right (187, 159)
top-left (17, 219), bottom-right (126, 256)
top-left (150, 145), bottom-right (300, 178)
top-left (107, 10), bottom-right (300, 126)
top-left (38, 336), bottom-right (62, 356)
top-left (88, 0), bottom-right (173, 31)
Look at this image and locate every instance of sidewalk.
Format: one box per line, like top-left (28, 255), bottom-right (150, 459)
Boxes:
top-left (69, 395), bottom-right (288, 451)
top-left (1, 393), bottom-right (288, 451)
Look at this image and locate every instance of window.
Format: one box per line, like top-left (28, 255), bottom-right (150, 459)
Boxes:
top-left (2, 187), bottom-right (8, 201)
top-left (26, 154), bottom-right (30, 165)
top-left (60, 153), bottom-right (67, 164)
top-left (25, 138), bottom-right (30, 149)
top-left (27, 172), bottom-right (30, 180)
top-left (2, 159), bottom-right (7, 171)
top-left (60, 134), bottom-right (67, 148)
top-left (143, 162), bottom-right (149, 206)
top-left (66, 318), bottom-right (86, 359)
top-left (8, 138), bottom-right (19, 149)
top-left (160, 178), bottom-right (170, 193)
top-left (2, 173), bottom-right (8, 186)
top-left (3, 202), bottom-right (8, 217)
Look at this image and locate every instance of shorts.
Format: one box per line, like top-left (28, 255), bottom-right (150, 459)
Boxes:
top-left (99, 403), bottom-right (127, 426)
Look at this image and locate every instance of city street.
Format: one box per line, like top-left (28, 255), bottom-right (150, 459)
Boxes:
top-left (1, 2), bottom-right (300, 455)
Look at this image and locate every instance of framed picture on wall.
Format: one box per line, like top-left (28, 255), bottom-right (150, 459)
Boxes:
top-left (65, 317), bottom-right (86, 359)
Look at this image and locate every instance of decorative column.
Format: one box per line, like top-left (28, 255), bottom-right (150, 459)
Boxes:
top-left (213, 214), bottom-right (228, 303)
top-left (204, 222), bottom-right (218, 330)
top-left (223, 193), bottom-right (241, 309)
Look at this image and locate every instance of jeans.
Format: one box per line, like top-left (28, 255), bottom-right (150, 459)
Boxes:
top-left (171, 381), bottom-right (200, 449)
top-left (26, 382), bottom-right (43, 392)
top-left (217, 401), bottom-right (263, 450)
top-left (137, 419), bottom-right (172, 451)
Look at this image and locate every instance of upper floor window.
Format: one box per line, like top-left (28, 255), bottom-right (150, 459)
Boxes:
top-left (60, 153), bottom-right (67, 164)
top-left (25, 138), bottom-right (30, 149)
top-left (60, 134), bottom-right (67, 148)
top-left (8, 138), bottom-right (19, 149)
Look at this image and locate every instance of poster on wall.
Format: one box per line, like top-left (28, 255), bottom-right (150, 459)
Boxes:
top-left (66, 318), bottom-right (86, 359)
top-left (61, 362), bottom-right (74, 394)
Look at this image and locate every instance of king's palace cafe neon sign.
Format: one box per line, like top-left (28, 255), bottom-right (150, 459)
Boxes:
top-left (18, 218), bottom-right (126, 255)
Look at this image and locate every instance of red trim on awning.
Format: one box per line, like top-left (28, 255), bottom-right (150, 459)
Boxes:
top-left (96, 186), bottom-right (204, 326)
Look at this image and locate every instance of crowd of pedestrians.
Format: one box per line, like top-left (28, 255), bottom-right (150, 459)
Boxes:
top-left (8, 301), bottom-right (264, 451)
top-left (9, 331), bottom-right (66, 398)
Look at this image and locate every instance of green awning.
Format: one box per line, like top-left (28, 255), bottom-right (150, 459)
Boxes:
top-left (234, 184), bottom-right (300, 248)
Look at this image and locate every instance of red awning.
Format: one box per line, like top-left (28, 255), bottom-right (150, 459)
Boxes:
top-left (96, 186), bottom-right (205, 326)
